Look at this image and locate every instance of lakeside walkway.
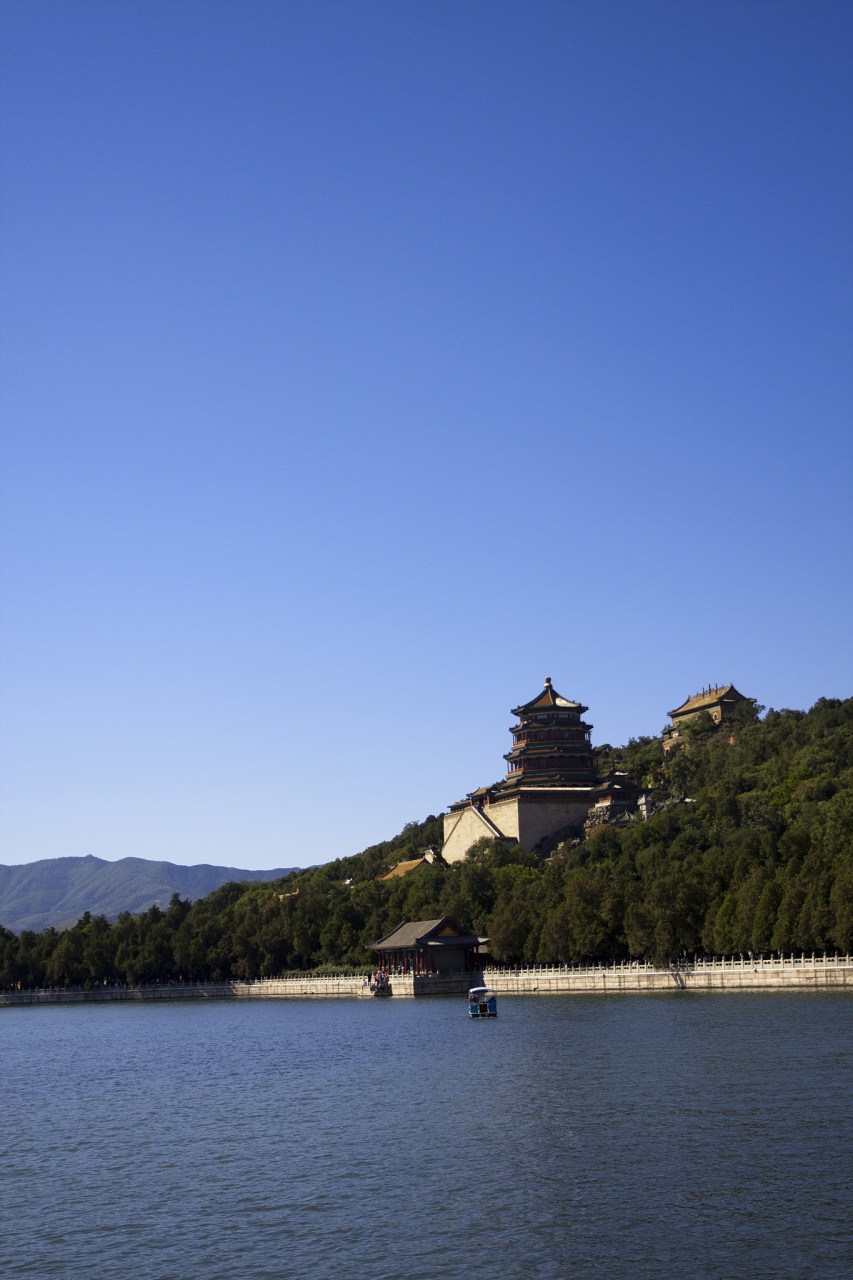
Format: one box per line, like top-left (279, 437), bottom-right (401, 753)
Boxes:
top-left (485, 952), bottom-right (853, 994)
top-left (2, 954), bottom-right (852, 1005)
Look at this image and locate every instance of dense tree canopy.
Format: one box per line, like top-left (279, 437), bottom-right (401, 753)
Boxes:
top-left (2, 696), bottom-right (851, 988)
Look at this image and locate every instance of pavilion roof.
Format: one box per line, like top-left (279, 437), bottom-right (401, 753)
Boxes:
top-left (367, 916), bottom-right (481, 951)
top-left (512, 677), bottom-right (587, 717)
top-left (590, 773), bottom-right (637, 796)
top-left (376, 857), bottom-right (430, 881)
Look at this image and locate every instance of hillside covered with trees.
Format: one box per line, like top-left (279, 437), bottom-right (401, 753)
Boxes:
top-left (2, 696), bottom-right (851, 988)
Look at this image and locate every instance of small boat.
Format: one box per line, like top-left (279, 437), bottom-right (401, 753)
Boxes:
top-left (468, 986), bottom-right (497, 1018)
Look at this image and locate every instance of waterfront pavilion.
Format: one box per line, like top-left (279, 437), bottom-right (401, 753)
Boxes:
top-left (366, 917), bottom-right (483, 975)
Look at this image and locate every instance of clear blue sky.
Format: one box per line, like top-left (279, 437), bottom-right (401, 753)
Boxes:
top-left (1, 1), bottom-right (851, 870)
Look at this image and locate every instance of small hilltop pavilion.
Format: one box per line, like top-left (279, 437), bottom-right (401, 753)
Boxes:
top-left (366, 917), bottom-right (483, 975)
top-left (583, 769), bottom-right (648, 837)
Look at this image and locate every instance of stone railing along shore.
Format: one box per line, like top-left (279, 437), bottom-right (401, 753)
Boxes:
top-left (2, 953), bottom-right (851, 1005)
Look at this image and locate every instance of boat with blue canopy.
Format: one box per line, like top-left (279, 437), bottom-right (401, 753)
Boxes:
top-left (468, 986), bottom-right (497, 1018)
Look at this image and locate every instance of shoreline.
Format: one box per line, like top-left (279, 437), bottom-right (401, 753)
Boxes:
top-left (2, 954), bottom-right (851, 1005)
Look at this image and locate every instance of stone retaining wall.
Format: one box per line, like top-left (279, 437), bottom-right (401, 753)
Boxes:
top-left (2, 957), bottom-right (850, 1006)
top-left (1, 977), bottom-right (366, 1005)
top-left (484, 957), bottom-right (853, 995)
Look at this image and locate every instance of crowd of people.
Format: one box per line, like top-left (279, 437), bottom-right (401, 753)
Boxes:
top-left (363, 964), bottom-right (439, 990)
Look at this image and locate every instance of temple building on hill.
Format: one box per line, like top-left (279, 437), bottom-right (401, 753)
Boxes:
top-left (583, 771), bottom-right (650, 837)
top-left (442, 678), bottom-right (606, 863)
top-left (662, 683), bottom-right (756, 752)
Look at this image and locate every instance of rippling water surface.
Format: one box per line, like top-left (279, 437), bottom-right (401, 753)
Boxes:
top-left (4, 991), bottom-right (852, 1279)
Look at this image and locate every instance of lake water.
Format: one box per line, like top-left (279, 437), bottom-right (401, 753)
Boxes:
top-left (3, 991), bottom-right (852, 1279)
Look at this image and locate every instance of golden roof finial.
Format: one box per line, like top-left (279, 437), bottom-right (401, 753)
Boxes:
top-left (544, 676), bottom-right (551, 685)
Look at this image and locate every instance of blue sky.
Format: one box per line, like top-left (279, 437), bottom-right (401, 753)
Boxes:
top-left (1, 0), bottom-right (851, 870)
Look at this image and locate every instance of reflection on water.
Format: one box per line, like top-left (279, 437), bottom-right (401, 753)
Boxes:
top-left (3, 991), bottom-right (852, 1279)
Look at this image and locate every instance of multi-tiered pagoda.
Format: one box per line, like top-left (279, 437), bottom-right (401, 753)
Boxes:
top-left (502, 677), bottom-right (596, 787)
top-left (442, 678), bottom-right (601, 863)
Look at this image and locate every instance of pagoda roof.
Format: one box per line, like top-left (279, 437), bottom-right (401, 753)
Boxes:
top-left (667, 684), bottom-right (756, 720)
top-left (505, 762), bottom-right (589, 773)
top-left (510, 781), bottom-right (596, 790)
top-left (512, 677), bottom-right (587, 717)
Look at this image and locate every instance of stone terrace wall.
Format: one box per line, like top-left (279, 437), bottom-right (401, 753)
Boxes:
top-left (483, 954), bottom-right (853, 994)
top-left (2, 956), bottom-right (850, 1006)
top-left (1, 976), bottom-right (366, 1005)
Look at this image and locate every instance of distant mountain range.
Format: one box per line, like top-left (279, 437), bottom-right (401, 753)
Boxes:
top-left (0, 855), bottom-right (300, 934)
